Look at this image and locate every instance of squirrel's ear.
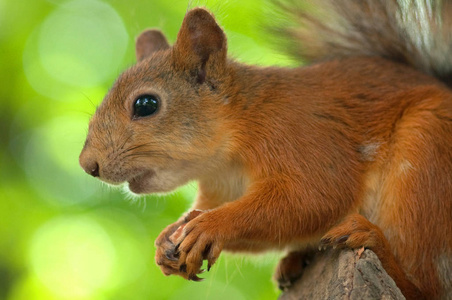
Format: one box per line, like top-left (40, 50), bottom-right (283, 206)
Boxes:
top-left (135, 29), bottom-right (170, 61)
top-left (173, 8), bottom-right (227, 84)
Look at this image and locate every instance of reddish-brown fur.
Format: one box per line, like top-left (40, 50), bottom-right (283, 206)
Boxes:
top-left (80, 6), bottom-right (452, 299)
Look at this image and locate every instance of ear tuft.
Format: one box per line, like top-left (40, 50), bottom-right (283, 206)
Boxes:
top-left (135, 29), bottom-right (170, 61)
top-left (174, 8), bottom-right (227, 79)
top-left (183, 8), bottom-right (225, 63)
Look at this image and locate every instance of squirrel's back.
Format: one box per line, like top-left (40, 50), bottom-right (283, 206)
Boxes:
top-left (274, 0), bottom-right (452, 87)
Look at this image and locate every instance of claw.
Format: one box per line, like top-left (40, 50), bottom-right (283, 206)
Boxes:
top-left (188, 274), bottom-right (204, 282)
top-left (207, 255), bottom-right (218, 272)
top-left (319, 237), bottom-right (330, 246)
top-left (336, 235), bottom-right (349, 244)
top-left (165, 250), bottom-right (179, 261)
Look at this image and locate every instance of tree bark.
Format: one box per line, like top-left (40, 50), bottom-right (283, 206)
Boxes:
top-left (279, 249), bottom-right (405, 300)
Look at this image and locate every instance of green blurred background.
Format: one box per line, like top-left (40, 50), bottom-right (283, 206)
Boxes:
top-left (0, 0), bottom-right (296, 299)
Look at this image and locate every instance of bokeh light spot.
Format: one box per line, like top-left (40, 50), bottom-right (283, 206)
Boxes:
top-left (38, 0), bottom-right (128, 87)
top-left (23, 0), bottom-right (128, 102)
top-left (29, 216), bottom-right (116, 298)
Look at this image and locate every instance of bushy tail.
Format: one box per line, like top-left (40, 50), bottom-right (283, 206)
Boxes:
top-left (273, 0), bottom-right (452, 86)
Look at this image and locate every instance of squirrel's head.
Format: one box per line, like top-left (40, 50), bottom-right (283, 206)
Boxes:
top-left (79, 8), bottom-right (233, 194)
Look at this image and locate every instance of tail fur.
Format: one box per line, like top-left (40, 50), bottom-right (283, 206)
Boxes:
top-left (273, 0), bottom-right (452, 86)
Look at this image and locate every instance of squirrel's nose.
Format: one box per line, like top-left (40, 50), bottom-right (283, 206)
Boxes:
top-left (79, 150), bottom-right (100, 178)
top-left (87, 161), bottom-right (100, 177)
top-left (81, 159), bottom-right (100, 178)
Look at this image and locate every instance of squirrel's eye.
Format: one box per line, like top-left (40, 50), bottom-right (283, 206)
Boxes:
top-left (133, 94), bottom-right (159, 118)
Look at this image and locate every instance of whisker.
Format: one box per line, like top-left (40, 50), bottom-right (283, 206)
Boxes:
top-left (123, 149), bottom-right (205, 160)
top-left (126, 144), bottom-right (151, 152)
top-left (123, 151), bottom-right (174, 160)
top-left (118, 131), bottom-right (133, 151)
top-left (80, 91), bottom-right (98, 109)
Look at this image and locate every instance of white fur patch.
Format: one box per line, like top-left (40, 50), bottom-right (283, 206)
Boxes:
top-left (359, 142), bottom-right (381, 162)
top-left (437, 253), bottom-right (452, 298)
top-left (398, 159), bottom-right (415, 175)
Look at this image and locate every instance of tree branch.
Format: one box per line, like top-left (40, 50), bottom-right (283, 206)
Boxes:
top-left (279, 249), bottom-right (405, 299)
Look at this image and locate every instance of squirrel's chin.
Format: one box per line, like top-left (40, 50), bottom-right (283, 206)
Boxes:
top-left (126, 168), bottom-right (191, 195)
top-left (127, 170), bottom-right (157, 194)
top-left (127, 182), bottom-right (147, 194)
top-left (127, 170), bottom-right (179, 195)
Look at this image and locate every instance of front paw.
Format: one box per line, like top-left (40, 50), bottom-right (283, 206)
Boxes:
top-left (155, 239), bottom-right (184, 277)
top-left (155, 210), bottom-right (210, 280)
top-left (172, 213), bottom-right (224, 280)
top-left (155, 243), bottom-right (206, 280)
top-left (319, 213), bottom-right (385, 250)
top-left (155, 210), bottom-right (205, 280)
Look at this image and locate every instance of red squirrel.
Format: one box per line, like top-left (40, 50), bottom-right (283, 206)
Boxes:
top-left (79, 1), bottom-right (452, 299)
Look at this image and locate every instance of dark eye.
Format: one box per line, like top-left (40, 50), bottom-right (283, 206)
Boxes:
top-left (133, 94), bottom-right (159, 118)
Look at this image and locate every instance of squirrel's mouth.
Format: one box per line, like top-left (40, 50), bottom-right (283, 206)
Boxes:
top-left (127, 170), bottom-right (156, 194)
